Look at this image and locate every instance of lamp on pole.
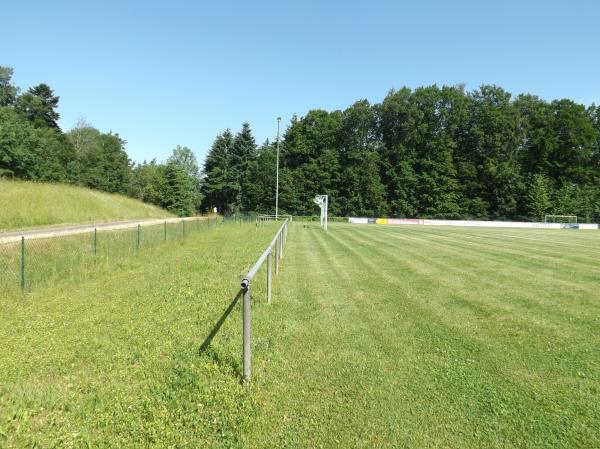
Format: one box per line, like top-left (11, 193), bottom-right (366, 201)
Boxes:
top-left (275, 117), bottom-right (281, 220)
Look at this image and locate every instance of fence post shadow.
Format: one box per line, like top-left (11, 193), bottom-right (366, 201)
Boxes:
top-left (198, 289), bottom-right (243, 378)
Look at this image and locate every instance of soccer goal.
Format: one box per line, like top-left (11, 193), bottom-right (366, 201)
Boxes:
top-left (313, 195), bottom-right (328, 230)
top-left (544, 215), bottom-right (578, 224)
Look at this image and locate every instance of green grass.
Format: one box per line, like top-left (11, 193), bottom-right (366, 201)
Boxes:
top-left (0, 222), bottom-right (278, 447)
top-left (0, 179), bottom-right (173, 231)
top-left (1, 223), bottom-right (599, 447)
top-left (244, 224), bottom-right (600, 448)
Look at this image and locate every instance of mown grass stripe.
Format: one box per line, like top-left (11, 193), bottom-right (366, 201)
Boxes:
top-left (246, 224), bottom-right (599, 448)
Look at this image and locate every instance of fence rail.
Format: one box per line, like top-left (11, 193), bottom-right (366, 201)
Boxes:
top-left (240, 218), bottom-right (289, 382)
top-left (256, 214), bottom-right (293, 227)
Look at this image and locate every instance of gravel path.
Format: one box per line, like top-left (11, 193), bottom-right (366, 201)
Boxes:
top-left (0, 217), bottom-right (206, 244)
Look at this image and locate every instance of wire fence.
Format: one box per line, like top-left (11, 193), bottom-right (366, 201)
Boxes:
top-left (4, 212), bottom-right (291, 383)
top-left (0, 214), bottom-right (255, 294)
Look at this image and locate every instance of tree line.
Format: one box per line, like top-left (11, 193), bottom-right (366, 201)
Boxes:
top-left (0, 66), bottom-right (201, 216)
top-left (3, 65), bottom-right (600, 221)
top-left (203, 85), bottom-right (600, 222)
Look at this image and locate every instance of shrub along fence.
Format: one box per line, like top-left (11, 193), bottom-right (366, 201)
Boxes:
top-left (0, 214), bottom-right (254, 293)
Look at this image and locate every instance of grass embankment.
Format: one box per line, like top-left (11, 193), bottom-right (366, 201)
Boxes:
top-left (1, 223), bottom-right (599, 447)
top-left (0, 179), bottom-right (173, 231)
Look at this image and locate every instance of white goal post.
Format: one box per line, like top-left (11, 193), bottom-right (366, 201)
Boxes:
top-left (544, 215), bottom-right (577, 224)
top-left (313, 195), bottom-right (328, 230)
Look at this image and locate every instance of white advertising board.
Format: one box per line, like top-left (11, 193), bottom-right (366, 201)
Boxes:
top-left (348, 217), bottom-right (369, 224)
top-left (347, 217), bottom-right (598, 230)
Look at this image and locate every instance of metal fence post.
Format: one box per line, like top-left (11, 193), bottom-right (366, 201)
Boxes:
top-left (280, 230), bottom-right (284, 259)
top-left (182, 220), bottom-right (186, 238)
top-left (164, 221), bottom-right (167, 241)
top-left (275, 235), bottom-right (279, 274)
top-left (241, 279), bottom-right (251, 382)
top-left (20, 236), bottom-right (25, 291)
top-left (267, 250), bottom-right (272, 304)
top-left (137, 224), bottom-right (141, 250)
top-left (93, 228), bottom-right (97, 256)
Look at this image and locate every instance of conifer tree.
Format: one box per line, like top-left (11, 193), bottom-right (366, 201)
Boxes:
top-left (201, 130), bottom-right (234, 213)
top-left (230, 122), bottom-right (258, 212)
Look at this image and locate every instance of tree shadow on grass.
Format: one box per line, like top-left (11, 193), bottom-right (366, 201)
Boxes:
top-left (198, 289), bottom-right (243, 379)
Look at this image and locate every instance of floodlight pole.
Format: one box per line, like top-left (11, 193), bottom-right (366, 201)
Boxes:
top-left (275, 117), bottom-right (281, 220)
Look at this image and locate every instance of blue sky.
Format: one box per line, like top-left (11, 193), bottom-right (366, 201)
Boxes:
top-left (2, 0), bottom-right (599, 164)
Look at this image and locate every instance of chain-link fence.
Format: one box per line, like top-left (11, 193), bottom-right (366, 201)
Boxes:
top-left (0, 214), bottom-right (256, 294)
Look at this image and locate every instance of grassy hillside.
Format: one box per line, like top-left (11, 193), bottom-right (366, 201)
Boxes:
top-left (1, 223), bottom-right (598, 447)
top-left (0, 179), bottom-right (173, 231)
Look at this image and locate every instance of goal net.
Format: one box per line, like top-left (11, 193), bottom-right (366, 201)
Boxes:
top-left (544, 215), bottom-right (577, 224)
top-left (313, 195), bottom-right (328, 230)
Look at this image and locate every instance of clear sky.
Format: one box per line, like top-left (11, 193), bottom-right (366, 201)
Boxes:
top-left (2, 0), bottom-right (599, 164)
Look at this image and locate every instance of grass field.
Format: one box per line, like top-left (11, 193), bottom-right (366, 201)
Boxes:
top-left (1, 223), bottom-right (599, 448)
top-left (0, 179), bottom-right (173, 231)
